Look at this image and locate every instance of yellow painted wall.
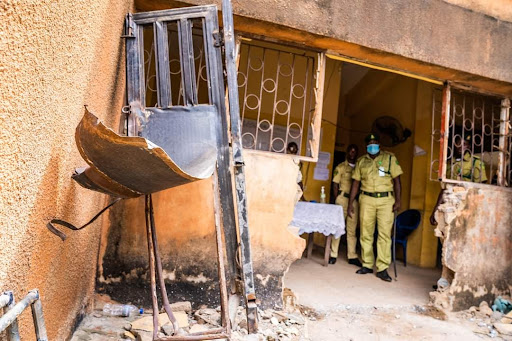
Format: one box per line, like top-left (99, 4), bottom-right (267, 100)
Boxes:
top-left (341, 68), bottom-right (439, 267)
top-left (407, 81), bottom-right (440, 268)
top-left (302, 59), bottom-right (342, 202)
top-left (346, 71), bottom-right (416, 212)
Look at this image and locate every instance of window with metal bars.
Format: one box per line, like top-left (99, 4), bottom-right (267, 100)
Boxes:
top-left (430, 83), bottom-right (511, 187)
top-left (236, 38), bottom-right (325, 160)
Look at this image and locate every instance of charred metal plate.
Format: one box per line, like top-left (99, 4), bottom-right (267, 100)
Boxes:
top-left (74, 107), bottom-right (218, 195)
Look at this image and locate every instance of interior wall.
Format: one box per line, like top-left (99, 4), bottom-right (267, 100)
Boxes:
top-left (408, 81), bottom-right (441, 268)
top-left (0, 0), bottom-right (132, 339)
top-left (301, 58), bottom-right (342, 202)
top-left (346, 71), bottom-right (417, 212)
top-left (340, 66), bottom-right (440, 267)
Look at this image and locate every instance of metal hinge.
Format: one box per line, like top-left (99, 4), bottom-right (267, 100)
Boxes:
top-left (213, 30), bottom-right (224, 47)
top-left (121, 14), bottom-right (136, 39)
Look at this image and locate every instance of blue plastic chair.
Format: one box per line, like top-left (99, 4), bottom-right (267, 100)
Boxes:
top-left (392, 209), bottom-right (421, 267)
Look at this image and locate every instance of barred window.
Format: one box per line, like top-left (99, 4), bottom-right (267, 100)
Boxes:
top-left (237, 38), bottom-right (325, 160)
top-left (430, 84), bottom-right (511, 187)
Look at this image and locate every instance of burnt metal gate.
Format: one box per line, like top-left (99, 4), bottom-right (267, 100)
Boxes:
top-left (122, 1), bottom-right (258, 338)
top-left (46, 1), bottom-right (258, 339)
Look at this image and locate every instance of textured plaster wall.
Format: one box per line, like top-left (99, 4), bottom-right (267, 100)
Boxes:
top-left (432, 184), bottom-right (512, 311)
top-left (138, 0), bottom-right (512, 95)
top-left (98, 152), bottom-right (304, 309)
top-left (0, 0), bottom-right (132, 339)
top-left (443, 0), bottom-right (512, 23)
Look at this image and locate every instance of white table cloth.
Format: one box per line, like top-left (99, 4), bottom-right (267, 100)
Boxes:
top-left (290, 201), bottom-right (346, 238)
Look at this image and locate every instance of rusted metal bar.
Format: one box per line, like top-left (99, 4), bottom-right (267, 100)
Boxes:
top-left (498, 98), bottom-right (510, 186)
top-left (211, 171), bottom-right (231, 334)
top-left (1, 291), bottom-right (20, 341)
top-left (205, 2), bottom-right (242, 318)
top-left (438, 83), bottom-right (451, 180)
top-left (154, 21), bottom-right (171, 108)
top-left (188, 327), bottom-right (224, 335)
top-left (179, 18), bottom-right (197, 105)
top-left (30, 290), bottom-right (48, 341)
top-left (149, 195), bottom-right (180, 335)
top-left (6, 291), bottom-right (20, 341)
top-left (156, 332), bottom-right (228, 341)
top-left (145, 195), bottom-right (160, 340)
top-left (0, 291), bottom-right (38, 335)
top-left (222, 0), bottom-right (258, 332)
top-left (0, 292), bottom-right (10, 309)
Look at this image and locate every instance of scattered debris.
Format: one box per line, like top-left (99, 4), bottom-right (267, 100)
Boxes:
top-left (130, 311), bottom-right (189, 332)
top-left (501, 311), bottom-right (512, 324)
top-left (493, 323), bottom-right (512, 336)
top-left (413, 304), bottom-right (448, 320)
top-left (479, 301), bottom-right (494, 317)
top-left (194, 307), bottom-right (221, 326)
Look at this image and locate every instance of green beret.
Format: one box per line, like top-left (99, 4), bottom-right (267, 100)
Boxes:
top-left (365, 133), bottom-right (380, 144)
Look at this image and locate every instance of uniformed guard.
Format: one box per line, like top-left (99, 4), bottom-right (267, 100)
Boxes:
top-left (430, 134), bottom-right (486, 225)
top-left (347, 133), bottom-right (402, 282)
top-left (329, 144), bottom-right (362, 266)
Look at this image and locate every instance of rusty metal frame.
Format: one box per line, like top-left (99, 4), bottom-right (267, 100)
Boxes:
top-left (124, 3), bottom-right (258, 338)
top-left (438, 83), bottom-right (451, 180)
top-left (222, 0), bottom-right (258, 332)
top-left (0, 290), bottom-right (47, 341)
top-left (432, 81), bottom-right (512, 189)
top-left (234, 36), bottom-right (325, 162)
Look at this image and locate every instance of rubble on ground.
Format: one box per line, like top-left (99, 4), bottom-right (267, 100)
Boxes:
top-left (71, 294), bottom-right (317, 340)
top-left (454, 296), bottom-right (512, 339)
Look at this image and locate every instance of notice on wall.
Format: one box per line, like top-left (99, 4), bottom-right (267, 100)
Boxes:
top-left (313, 151), bottom-right (331, 181)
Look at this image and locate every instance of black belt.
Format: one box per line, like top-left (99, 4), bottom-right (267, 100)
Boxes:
top-left (340, 192), bottom-right (359, 200)
top-left (362, 191), bottom-right (391, 198)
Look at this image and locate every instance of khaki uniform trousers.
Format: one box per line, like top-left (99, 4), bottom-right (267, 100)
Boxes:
top-left (359, 194), bottom-right (395, 272)
top-left (330, 195), bottom-right (359, 259)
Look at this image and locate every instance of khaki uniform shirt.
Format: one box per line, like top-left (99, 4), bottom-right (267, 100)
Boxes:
top-left (352, 151), bottom-right (403, 192)
top-left (332, 161), bottom-right (355, 194)
top-left (447, 152), bottom-right (487, 183)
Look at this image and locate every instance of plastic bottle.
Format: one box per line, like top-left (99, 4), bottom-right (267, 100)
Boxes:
top-left (103, 303), bottom-right (143, 317)
top-left (320, 186), bottom-right (326, 203)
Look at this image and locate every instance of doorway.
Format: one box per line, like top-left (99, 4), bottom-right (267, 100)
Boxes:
top-left (286, 57), bottom-right (443, 309)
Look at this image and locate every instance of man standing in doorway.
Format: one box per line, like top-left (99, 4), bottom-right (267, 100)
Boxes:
top-left (329, 144), bottom-right (362, 266)
top-left (348, 133), bottom-right (402, 282)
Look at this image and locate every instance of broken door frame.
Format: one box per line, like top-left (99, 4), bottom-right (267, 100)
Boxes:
top-left (124, 3), bottom-right (259, 335)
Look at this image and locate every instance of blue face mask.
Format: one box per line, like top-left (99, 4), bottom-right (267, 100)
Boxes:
top-left (367, 144), bottom-right (380, 155)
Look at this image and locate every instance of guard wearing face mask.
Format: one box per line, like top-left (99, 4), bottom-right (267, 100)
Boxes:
top-left (347, 133), bottom-right (402, 282)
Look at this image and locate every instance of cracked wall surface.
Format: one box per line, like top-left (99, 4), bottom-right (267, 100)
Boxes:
top-left (0, 0), bottom-right (132, 339)
top-left (432, 184), bottom-right (512, 311)
top-left (98, 152), bottom-right (305, 310)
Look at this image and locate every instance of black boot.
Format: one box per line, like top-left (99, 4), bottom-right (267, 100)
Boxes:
top-left (348, 258), bottom-right (362, 267)
top-left (376, 269), bottom-right (392, 282)
top-left (356, 267), bottom-right (373, 274)
top-left (328, 257), bottom-right (337, 265)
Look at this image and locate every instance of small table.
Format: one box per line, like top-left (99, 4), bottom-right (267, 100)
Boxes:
top-left (290, 201), bottom-right (346, 266)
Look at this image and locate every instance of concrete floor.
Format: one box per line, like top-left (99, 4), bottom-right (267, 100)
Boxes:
top-left (284, 251), bottom-right (441, 312)
top-left (282, 253), bottom-right (497, 340)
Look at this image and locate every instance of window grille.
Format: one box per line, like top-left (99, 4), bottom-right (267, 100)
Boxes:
top-left (237, 38), bottom-right (325, 160)
top-left (430, 83), bottom-right (511, 187)
top-left (141, 19), bottom-right (211, 108)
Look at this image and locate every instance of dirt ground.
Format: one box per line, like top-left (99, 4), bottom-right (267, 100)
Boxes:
top-left (71, 253), bottom-right (511, 340)
top-left (284, 253), bottom-right (511, 340)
